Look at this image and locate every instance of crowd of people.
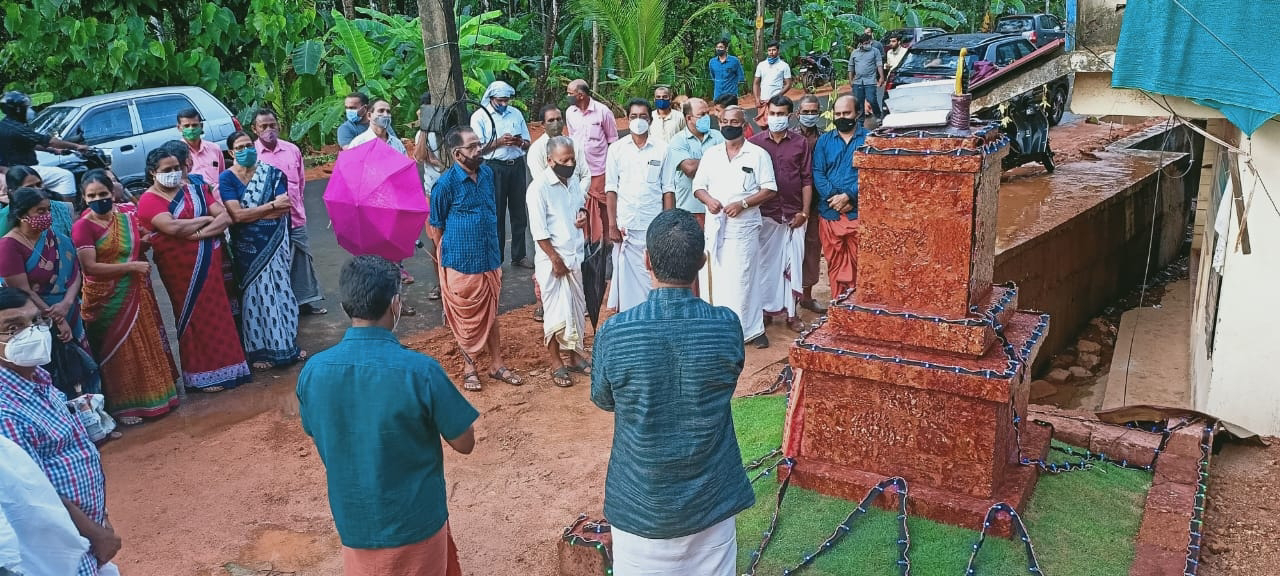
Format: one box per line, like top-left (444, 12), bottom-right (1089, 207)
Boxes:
top-left (0, 34), bottom-right (876, 575)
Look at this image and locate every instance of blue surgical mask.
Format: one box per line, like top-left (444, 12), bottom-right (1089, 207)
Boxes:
top-left (493, 104), bottom-right (508, 115)
top-left (345, 109), bottom-right (360, 123)
top-left (695, 115), bottom-right (711, 134)
top-left (234, 147), bottom-right (257, 167)
top-left (768, 56), bottom-right (779, 64)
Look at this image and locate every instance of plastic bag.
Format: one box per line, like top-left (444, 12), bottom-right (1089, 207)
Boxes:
top-left (65, 394), bottom-right (116, 442)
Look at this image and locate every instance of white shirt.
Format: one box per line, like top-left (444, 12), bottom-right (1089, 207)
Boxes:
top-left (472, 106), bottom-right (531, 162)
top-left (347, 128), bottom-right (407, 155)
top-left (754, 59), bottom-right (793, 101)
top-left (527, 167), bottom-right (587, 267)
top-left (604, 136), bottom-right (668, 231)
top-left (649, 109), bottom-right (686, 145)
top-left (0, 436), bottom-right (91, 576)
top-left (692, 140), bottom-right (778, 225)
top-left (527, 134), bottom-right (591, 193)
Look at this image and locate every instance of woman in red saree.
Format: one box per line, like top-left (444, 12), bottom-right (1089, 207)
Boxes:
top-left (136, 147), bottom-right (250, 392)
top-left (74, 170), bottom-right (181, 423)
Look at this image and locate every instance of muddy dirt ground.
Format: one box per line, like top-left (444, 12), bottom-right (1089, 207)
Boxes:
top-left (97, 114), bottom-right (1280, 575)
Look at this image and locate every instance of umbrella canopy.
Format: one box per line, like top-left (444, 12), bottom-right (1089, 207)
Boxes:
top-left (323, 138), bottom-right (428, 261)
top-left (582, 240), bottom-right (607, 329)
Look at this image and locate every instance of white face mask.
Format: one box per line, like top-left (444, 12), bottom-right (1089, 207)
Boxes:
top-left (155, 171), bottom-right (184, 188)
top-left (767, 116), bottom-right (791, 133)
top-left (628, 118), bottom-right (650, 135)
top-left (2, 324), bottom-right (52, 367)
top-left (798, 114), bottom-right (820, 128)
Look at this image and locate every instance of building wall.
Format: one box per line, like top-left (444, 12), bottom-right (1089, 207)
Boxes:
top-left (1201, 123), bottom-right (1280, 435)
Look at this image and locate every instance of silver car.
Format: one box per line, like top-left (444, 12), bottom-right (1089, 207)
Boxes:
top-left (31, 86), bottom-right (239, 188)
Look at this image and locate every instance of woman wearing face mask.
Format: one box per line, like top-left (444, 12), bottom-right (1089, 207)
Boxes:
top-left (0, 187), bottom-right (99, 397)
top-left (219, 131), bottom-right (305, 370)
top-left (4, 165), bottom-right (76, 239)
top-left (137, 147), bottom-right (250, 393)
top-left (72, 169), bottom-right (180, 424)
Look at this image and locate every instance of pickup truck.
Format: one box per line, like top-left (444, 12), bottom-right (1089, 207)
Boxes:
top-left (995, 13), bottom-right (1067, 49)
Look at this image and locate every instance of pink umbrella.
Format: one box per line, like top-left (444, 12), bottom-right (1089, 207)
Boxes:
top-left (323, 138), bottom-right (428, 261)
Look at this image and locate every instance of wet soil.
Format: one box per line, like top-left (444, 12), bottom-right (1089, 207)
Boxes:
top-left (1200, 440), bottom-right (1280, 575)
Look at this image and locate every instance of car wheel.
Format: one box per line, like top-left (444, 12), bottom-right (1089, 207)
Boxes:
top-left (1049, 85), bottom-right (1067, 126)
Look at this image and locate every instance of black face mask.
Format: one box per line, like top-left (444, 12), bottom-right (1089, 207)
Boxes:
top-left (715, 49), bottom-right (726, 57)
top-left (720, 125), bottom-right (744, 140)
top-left (88, 198), bottom-right (114, 215)
top-left (456, 151), bottom-right (483, 171)
top-left (834, 117), bottom-right (858, 133)
top-left (552, 162), bottom-right (576, 180)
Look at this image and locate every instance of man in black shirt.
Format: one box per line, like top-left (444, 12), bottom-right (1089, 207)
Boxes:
top-left (0, 91), bottom-right (86, 198)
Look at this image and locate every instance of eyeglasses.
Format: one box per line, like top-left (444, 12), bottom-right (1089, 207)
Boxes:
top-left (2, 316), bottom-right (50, 337)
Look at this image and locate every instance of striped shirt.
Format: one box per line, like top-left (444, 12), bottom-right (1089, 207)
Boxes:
top-left (430, 163), bottom-right (502, 274)
top-left (0, 367), bottom-right (106, 576)
top-left (590, 287), bottom-right (754, 539)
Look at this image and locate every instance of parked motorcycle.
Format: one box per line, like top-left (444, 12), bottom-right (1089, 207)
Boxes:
top-left (47, 147), bottom-right (113, 204)
top-left (1000, 94), bottom-right (1055, 173)
top-left (797, 42), bottom-right (839, 93)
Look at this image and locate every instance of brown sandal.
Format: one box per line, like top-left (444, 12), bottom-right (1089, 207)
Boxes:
top-left (489, 368), bottom-right (523, 386)
top-left (462, 371), bottom-right (482, 391)
top-left (551, 366), bottom-right (573, 388)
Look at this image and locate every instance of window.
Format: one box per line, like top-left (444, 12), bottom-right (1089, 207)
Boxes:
top-left (900, 50), bottom-right (977, 73)
top-left (1014, 41), bottom-right (1034, 59)
top-left (994, 43), bottom-right (1019, 67)
top-left (136, 95), bottom-right (196, 134)
top-left (996, 17), bottom-right (1033, 33)
top-left (29, 106), bottom-right (76, 138)
top-left (1040, 15), bottom-right (1062, 30)
top-left (76, 104), bottom-right (133, 145)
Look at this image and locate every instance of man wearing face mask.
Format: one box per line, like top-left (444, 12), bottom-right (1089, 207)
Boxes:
top-left (176, 108), bottom-right (224, 196)
top-left (0, 287), bottom-right (124, 576)
top-left (692, 105), bottom-right (777, 349)
top-left (527, 137), bottom-right (590, 387)
top-left (338, 92), bottom-right (371, 149)
top-left (0, 92), bottom-right (85, 201)
top-left (565, 79), bottom-right (619, 245)
top-left (605, 99), bottom-right (669, 313)
top-left (708, 39), bottom-right (744, 102)
top-left (429, 127), bottom-right (520, 391)
top-left (253, 109), bottom-right (327, 316)
top-left (794, 95), bottom-right (827, 314)
top-left (848, 34), bottom-right (885, 123)
top-left (470, 81), bottom-right (533, 268)
top-left (811, 95), bottom-right (868, 298)
top-left (662, 98), bottom-right (724, 225)
top-left (749, 95), bottom-right (812, 334)
top-left (526, 105), bottom-right (590, 321)
top-left (298, 255), bottom-right (476, 576)
top-left (649, 86), bottom-right (684, 145)
top-left (752, 41), bottom-right (792, 127)
top-left (348, 99), bottom-right (406, 154)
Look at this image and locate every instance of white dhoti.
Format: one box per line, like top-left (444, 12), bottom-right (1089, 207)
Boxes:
top-left (536, 264), bottom-right (586, 352)
top-left (758, 218), bottom-right (807, 317)
top-left (607, 230), bottom-right (650, 313)
top-left (700, 213), bottom-right (765, 342)
top-left (611, 516), bottom-right (737, 576)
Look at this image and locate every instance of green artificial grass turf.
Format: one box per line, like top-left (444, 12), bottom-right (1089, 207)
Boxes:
top-left (730, 395), bottom-right (1152, 575)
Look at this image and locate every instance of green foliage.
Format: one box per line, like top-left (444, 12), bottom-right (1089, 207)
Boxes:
top-left (731, 396), bottom-right (1149, 575)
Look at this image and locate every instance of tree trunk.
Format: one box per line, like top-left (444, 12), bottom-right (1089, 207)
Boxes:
top-left (532, 0), bottom-right (560, 112)
top-left (753, 0), bottom-right (765, 66)
top-left (591, 21), bottom-right (601, 90)
top-left (341, 0), bottom-right (356, 18)
top-left (418, 0), bottom-right (466, 116)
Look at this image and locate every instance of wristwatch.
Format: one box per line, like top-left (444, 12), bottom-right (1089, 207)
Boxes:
top-left (741, 199), bottom-right (750, 209)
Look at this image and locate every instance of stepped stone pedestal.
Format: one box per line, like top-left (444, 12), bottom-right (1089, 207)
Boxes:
top-left (782, 124), bottom-right (1051, 536)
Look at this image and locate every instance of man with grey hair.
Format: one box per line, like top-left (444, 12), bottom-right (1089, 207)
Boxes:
top-left (528, 136), bottom-right (590, 387)
top-left (298, 255), bottom-right (477, 576)
top-left (566, 79), bottom-right (618, 244)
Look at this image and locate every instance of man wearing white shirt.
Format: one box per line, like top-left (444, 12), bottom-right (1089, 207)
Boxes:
top-left (528, 136), bottom-right (591, 388)
top-left (649, 86), bottom-right (685, 145)
top-left (693, 106), bottom-right (777, 348)
top-left (528, 105), bottom-right (591, 194)
top-left (0, 435), bottom-right (97, 576)
top-left (605, 99), bottom-right (670, 313)
top-left (471, 80), bottom-right (534, 267)
top-left (346, 98), bottom-right (406, 154)
top-left (752, 40), bottom-right (792, 125)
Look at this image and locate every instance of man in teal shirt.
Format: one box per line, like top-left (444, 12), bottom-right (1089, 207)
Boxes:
top-left (591, 209), bottom-right (753, 575)
top-left (297, 255), bottom-right (477, 575)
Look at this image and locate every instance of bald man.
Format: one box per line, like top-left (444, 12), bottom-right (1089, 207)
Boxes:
top-left (566, 79), bottom-right (619, 244)
top-left (810, 95), bottom-right (868, 298)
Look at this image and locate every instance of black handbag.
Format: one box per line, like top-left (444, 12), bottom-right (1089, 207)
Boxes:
top-left (44, 323), bottom-right (100, 398)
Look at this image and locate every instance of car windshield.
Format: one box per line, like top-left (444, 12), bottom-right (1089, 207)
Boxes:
top-left (899, 50), bottom-right (978, 74)
top-left (29, 106), bottom-right (77, 138)
top-left (997, 18), bottom-right (1034, 33)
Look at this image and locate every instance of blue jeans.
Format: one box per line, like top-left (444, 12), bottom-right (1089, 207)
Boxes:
top-left (853, 84), bottom-right (882, 119)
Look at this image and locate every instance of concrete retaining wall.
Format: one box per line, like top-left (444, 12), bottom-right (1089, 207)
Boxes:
top-left (993, 126), bottom-right (1196, 368)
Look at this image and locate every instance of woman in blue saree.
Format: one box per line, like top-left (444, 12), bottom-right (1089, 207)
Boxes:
top-left (0, 187), bottom-right (100, 396)
top-left (218, 131), bottom-right (304, 369)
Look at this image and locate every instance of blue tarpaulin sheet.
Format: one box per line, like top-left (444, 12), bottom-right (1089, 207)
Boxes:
top-left (1112, 0), bottom-right (1280, 135)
